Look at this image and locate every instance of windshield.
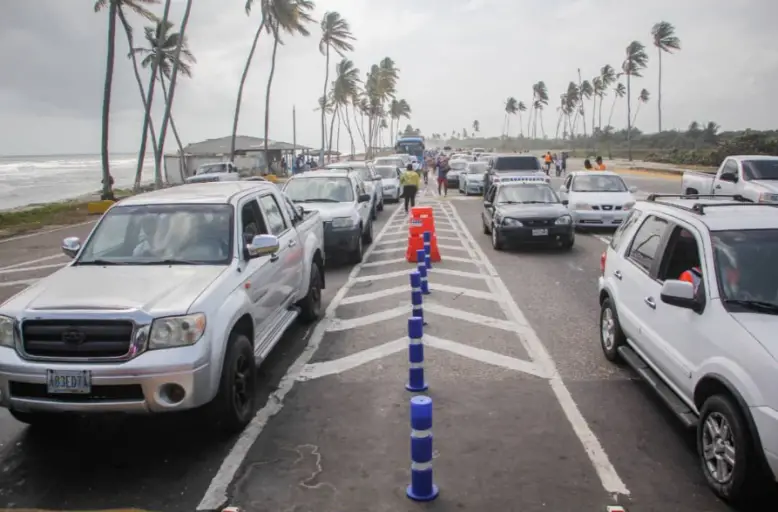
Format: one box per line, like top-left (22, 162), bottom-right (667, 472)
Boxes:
top-left (571, 174), bottom-right (628, 192)
top-left (375, 166), bottom-right (398, 179)
top-left (467, 163), bottom-right (489, 174)
top-left (397, 142), bottom-right (424, 156)
top-left (284, 176), bottom-right (354, 203)
top-left (374, 158), bottom-right (404, 168)
top-left (197, 163), bottom-right (227, 175)
top-left (450, 160), bottom-right (468, 171)
top-left (743, 159), bottom-right (778, 180)
top-left (494, 156), bottom-right (541, 171)
top-left (496, 185), bottom-right (559, 204)
top-left (713, 229), bottom-right (778, 310)
top-left (78, 204), bottom-right (233, 265)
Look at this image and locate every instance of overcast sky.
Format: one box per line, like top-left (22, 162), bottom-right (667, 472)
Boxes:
top-left (0, 0), bottom-right (775, 156)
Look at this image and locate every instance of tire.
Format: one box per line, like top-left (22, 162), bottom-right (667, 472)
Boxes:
top-left (482, 217), bottom-right (491, 234)
top-left (208, 333), bottom-right (256, 433)
top-left (377, 198), bottom-right (384, 212)
top-left (298, 263), bottom-right (323, 323)
top-left (350, 231), bottom-right (364, 264)
top-left (491, 225), bottom-right (503, 250)
top-left (371, 206), bottom-right (377, 221)
top-left (697, 394), bottom-right (766, 504)
top-left (560, 235), bottom-right (575, 250)
top-left (599, 298), bottom-right (626, 362)
top-left (363, 220), bottom-right (374, 244)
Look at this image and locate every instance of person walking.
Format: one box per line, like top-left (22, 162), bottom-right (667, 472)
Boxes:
top-left (400, 163), bottom-right (420, 213)
top-left (436, 156), bottom-right (450, 196)
top-left (595, 156), bottom-right (607, 170)
top-left (543, 152), bottom-right (553, 175)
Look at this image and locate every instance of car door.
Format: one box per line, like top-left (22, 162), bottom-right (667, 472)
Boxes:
top-left (354, 178), bottom-right (371, 226)
top-left (614, 214), bottom-right (672, 353)
top-left (559, 174), bottom-right (573, 202)
top-left (237, 196), bottom-right (278, 340)
top-left (257, 193), bottom-right (300, 309)
top-left (713, 159), bottom-right (739, 195)
top-left (482, 185), bottom-right (497, 228)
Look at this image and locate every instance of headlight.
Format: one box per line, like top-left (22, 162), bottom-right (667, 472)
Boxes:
top-left (331, 216), bottom-right (357, 228)
top-left (623, 201), bottom-right (635, 210)
top-left (502, 218), bottom-right (523, 227)
top-left (758, 192), bottom-right (778, 203)
top-left (0, 315), bottom-right (15, 348)
top-left (573, 203), bottom-right (592, 210)
top-left (149, 313), bottom-right (206, 350)
top-left (555, 215), bottom-right (572, 225)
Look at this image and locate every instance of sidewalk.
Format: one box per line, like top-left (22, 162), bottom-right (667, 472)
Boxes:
top-left (217, 188), bottom-right (628, 512)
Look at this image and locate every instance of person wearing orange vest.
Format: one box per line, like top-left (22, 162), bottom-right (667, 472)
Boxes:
top-left (679, 266), bottom-right (703, 293)
top-left (595, 156), bottom-right (607, 170)
top-left (543, 152), bottom-right (552, 175)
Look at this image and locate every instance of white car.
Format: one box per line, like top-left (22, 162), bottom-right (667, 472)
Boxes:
top-left (598, 194), bottom-right (778, 503)
top-left (373, 165), bottom-right (402, 202)
top-left (446, 158), bottom-right (469, 188)
top-left (185, 162), bottom-right (240, 183)
top-left (558, 171), bottom-right (637, 229)
top-left (459, 161), bottom-right (489, 195)
top-left (374, 156), bottom-right (406, 169)
top-left (325, 162), bottom-right (384, 218)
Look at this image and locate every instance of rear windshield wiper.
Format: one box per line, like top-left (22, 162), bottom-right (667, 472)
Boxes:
top-left (724, 299), bottom-right (778, 315)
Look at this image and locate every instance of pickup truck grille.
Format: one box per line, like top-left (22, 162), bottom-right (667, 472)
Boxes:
top-left (21, 319), bottom-right (134, 359)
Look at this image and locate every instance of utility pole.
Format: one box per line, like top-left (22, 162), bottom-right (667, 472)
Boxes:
top-left (292, 105), bottom-right (297, 174)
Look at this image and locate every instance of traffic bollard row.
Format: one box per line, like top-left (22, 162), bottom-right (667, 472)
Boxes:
top-left (407, 395), bottom-right (439, 501)
top-left (405, 317), bottom-right (427, 392)
top-left (423, 231), bottom-right (432, 269)
top-left (415, 249), bottom-right (430, 295)
top-left (410, 271), bottom-right (424, 324)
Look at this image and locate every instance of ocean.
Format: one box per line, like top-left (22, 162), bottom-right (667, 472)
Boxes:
top-left (0, 153), bottom-right (155, 211)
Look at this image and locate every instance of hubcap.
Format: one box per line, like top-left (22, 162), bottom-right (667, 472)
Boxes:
top-left (601, 307), bottom-right (615, 350)
top-left (702, 412), bottom-right (736, 484)
top-left (232, 354), bottom-right (251, 416)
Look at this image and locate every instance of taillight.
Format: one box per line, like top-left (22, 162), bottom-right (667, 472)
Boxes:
top-left (600, 250), bottom-right (607, 275)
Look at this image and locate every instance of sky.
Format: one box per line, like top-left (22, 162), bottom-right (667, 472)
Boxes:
top-left (0, 0), bottom-right (776, 156)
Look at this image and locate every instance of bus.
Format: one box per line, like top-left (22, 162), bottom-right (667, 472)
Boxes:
top-left (395, 136), bottom-right (425, 162)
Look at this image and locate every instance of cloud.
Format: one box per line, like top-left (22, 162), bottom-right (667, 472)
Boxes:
top-left (0, 0), bottom-right (775, 156)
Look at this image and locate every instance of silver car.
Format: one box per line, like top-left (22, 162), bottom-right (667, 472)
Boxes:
top-left (459, 161), bottom-right (489, 195)
top-left (374, 165), bottom-right (402, 202)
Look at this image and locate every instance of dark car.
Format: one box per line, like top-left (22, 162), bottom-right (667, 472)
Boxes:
top-left (481, 180), bottom-right (574, 251)
top-left (483, 154), bottom-right (545, 194)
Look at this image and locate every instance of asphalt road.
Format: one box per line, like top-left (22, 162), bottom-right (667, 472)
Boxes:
top-left (0, 170), bottom-right (773, 511)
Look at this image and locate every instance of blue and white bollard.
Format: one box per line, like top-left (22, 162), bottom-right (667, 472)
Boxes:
top-left (423, 231), bottom-right (432, 269)
top-left (407, 395), bottom-right (439, 501)
top-left (405, 317), bottom-right (427, 392)
top-left (416, 257), bottom-right (430, 295)
top-left (410, 271), bottom-right (425, 324)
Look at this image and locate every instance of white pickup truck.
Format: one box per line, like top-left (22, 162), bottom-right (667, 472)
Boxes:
top-left (681, 155), bottom-right (778, 203)
top-left (0, 182), bottom-right (325, 432)
top-left (598, 194), bottom-right (778, 503)
top-left (185, 161), bottom-right (240, 184)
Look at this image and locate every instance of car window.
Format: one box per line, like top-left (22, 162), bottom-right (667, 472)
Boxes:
top-left (657, 226), bottom-right (704, 284)
top-left (571, 174), bottom-right (627, 192)
top-left (258, 194), bottom-right (288, 236)
top-left (282, 194), bottom-right (301, 225)
top-left (627, 215), bottom-right (669, 273)
top-left (742, 159), bottom-right (778, 180)
top-left (494, 156), bottom-right (541, 171)
top-left (563, 175), bottom-right (572, 189)
top-left (610, 209), bottom-right (643, 252)
top-left (284, 177), bottom-right (354, 203)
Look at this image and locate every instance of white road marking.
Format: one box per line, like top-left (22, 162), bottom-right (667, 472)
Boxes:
top-left (424, 335), bottom-right (546, 378)
top-left (0, 220), bottom-right (96, 245)
top-left (360, 257), bottom-right (407, 268)
top-left (353, 270), bottom-right (412, 283)
top-left (297, 339), bottom-right (407, 380)
top-left (594, 235), bottom-right (612, 244)
top-left (371, 247), bottom-right (405, 255)
top-left (338, 282), bottom-right (497, 305)
top-left (423, 303), bottom-right (517, 331)
top-left (430, 268), bottom-right (486, 280)
top-left (0, 253), bottom-right (66, 270)
top-left (437, 244), bottom-right (468, 253)
top-left (0, 263), bottom-right (66, 275)
top-left (443, 202), bottom-right (629, 496)
top-left (327, 306), bottom-right (408, 331)
top-left (197, 206), bottom-right (406, 511)
top-left (0, 279), bottom-right (39, 289)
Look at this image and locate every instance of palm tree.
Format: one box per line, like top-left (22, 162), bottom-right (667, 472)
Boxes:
top-left (531, 82), bottom-right (548, 138)
top-left (503, 97), bottom-right (518, 137)
top-left (389, 99), bottom-right (411, 145)
top-left (154, 0), bottom-right (193, 184)
top-left (564, 82), bottom-right (579, 137)
top-left (598, 64), bottom-right (617, 130)
top-left (517, 101), bottom-right (527, 137)
top-left (608, 82), bottom-right (626, 128)
top-left (94, 0), bottom-right (157, 199)
top-left (651, 21), bottom-right (681, 133)
top-left (315, 93), bottom-right (334, 156)
top-left (577, 78), bottom-right (593, 138)
top-left (263, 0), bottom-right (314, 172)
top-left (332, 58), bottom-right (361, 158)
top-left (473, 120), bottom-right (480, 134)
top-left (622, 40), bottom-right (649, 160)
top-left (319, 12), bottom-right (355, 163)
top-left (632, 89), bottom-right (650, 127)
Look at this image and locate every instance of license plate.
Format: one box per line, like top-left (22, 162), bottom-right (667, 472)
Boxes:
top-left (532, 228), bottom-right (548, 236)
top-left (602, 216), bottom-right (612, 223)
top-left (46, 370), bottom-right (91, 394)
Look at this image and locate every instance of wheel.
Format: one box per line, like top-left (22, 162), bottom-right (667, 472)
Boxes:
top-left (371, 206), bottom-right (377, 221)
top-left (697, 394), bottom-right (766, 504)
top-left (482, 216), bottom-right (491, 234)
top-left (377, 198), bottom-right (384, 212)
top-left (207, 332), bottom-right (256, 433)
top-left (560, 235), bottom-right (575, 250)
top-left (491, 225), bottom-right (503, 250)
top-left (350, 229), bottom-right (364, 264)
top-left (599, 298), bottom-right (626, 362)
top-left (298, 263), bottom-right (323, 323)
top-left (362, 220), bottom-right (374, 244)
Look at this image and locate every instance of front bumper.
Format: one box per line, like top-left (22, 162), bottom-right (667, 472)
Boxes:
top-left (324, 224), bottom-right (361, 254)
top-left (447, 176), bottom-right (461, 187)
top-left (494, 224), bottom-right (574, 244)
top-left (751, 406), bottom-right (778, 482)
top-left (572, 209), bottom-right (629, 228)
top-left (0, 342), bottom-right (212, 414)
top-left (382, 186), bottom-right (401, 201)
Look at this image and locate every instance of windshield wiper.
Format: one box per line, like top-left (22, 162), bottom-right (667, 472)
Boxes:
top-left (138, 259), bottom-right (204, 265)
top-left (296, 198), bottom-right (339, 203)
top-left (77, 259), bottom-right (127, 266)
top-left (496, 200), bottom-right (522, 204)
top-left (522, 201), bottom-right (550, 204)
top-left (724, 299), bottom-right (778, 315)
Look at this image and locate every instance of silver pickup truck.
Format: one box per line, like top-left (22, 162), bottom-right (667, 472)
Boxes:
top-left (681, 155), bottom-right (778, 203)
top-left (0, 182), bottom-right (324, 432)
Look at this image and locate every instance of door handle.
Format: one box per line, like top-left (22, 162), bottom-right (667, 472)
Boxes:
top-left (644, 296), bottom-right (656, 309)
top-left (715, 184), bottom-right (722, 189)
top-left (269, 253), bottom-right (279, 262)
top-left (613, 270), bottom-right (622, 280)
top-left (288, 239), bottom-right (297, 248)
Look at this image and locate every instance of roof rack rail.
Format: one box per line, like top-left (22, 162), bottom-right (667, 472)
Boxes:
top-left (645, 193), bottom-right (749, 202)
top-left (644, 193), bottom-right (777, 215)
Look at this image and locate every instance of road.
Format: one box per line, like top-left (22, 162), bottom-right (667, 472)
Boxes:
top-left (0, 169), bottom-right (772, 511)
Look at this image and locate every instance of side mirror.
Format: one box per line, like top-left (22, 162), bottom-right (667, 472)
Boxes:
top-left (660, 280), bottom-right (699, 311)
top-left (559, 187), bottom-right (567, 194)
top-left (246, 234), bottom-right (280, 259)
top-left (296, 205), bottom-right (305, 218)
top-left (483, 201), bottom-right (492, 208)
top-left (561, 200), bottom-right (569, 206)
top-left (629, 186), bottom-right (638, 193)
top-left (62, 236), bottom-right (81, 259)
top-left (358, 194), bottom-right (371, 203)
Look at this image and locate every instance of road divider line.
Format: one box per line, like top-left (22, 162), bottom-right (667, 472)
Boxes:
top-left (443, 202), bottom-right (630, 497)
top-left (360, 257), bottom-right (406, 268)
top-left (0, 279), bottom-right (39, 289)
top-left (424, 335), bottom-right (547, 378)
top-left (0, 262), bottom-right (66, 275)
top-left (297, 339), bottom-right (407, 381)
top-left (0, 253), bottom-right (66, 270)
top-left (0, 220), bottom-right (97, 245)
top-left (197, 205), bottom-right (406, 511)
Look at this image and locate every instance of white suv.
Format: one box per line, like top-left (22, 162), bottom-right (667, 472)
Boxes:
top-left (597, 194), bottom-right (778, 504)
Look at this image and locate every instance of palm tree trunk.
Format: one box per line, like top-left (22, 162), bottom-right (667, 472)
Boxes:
top-left (592, 96), bottom-right (597, 134)
top-left (263, 25), bottom-right (280, 174)
top-left (540, 112), bottom-right (546, 138)
top-left (527, 107), bottom-right (533, 138)
top-left (598, 94), bottom-right (604, 130)
top-left (352, 106), bottom-right (366, 151)
top-left (518, 112), bottom-right (523, 137)
top-left (657, 48), bottom-right (663, 132)
top-left (328, 104), bottom-right (338, 159)
top-left (117, 7), bottom-right (159, 191)
top-left (607, 94), bottom-right (618, 128)
top-left (632, 103), bottom-right (642, 128)
top-left (159, 74), bottom-right (185, 181)
top-left (626, 75), bottom-right (633, 161)
top-left (230, 17), bottom-right (266, 161)
top-left (155, 0), bottom-right (193, 187)
top-left (577, 69), bottom-right (587, 138)
top-left (555, 111), bottom-right (562, 139)
top-left (134, 0), bottom-right (173, 189)
top-left (336, 109), bottom-right (341, 155)
top-left (343, 104), bottom-right (356, 158)
top-left (100, 1), bottom-right (118, 201)
top-left (320, 44), bottom-right (330, 164)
